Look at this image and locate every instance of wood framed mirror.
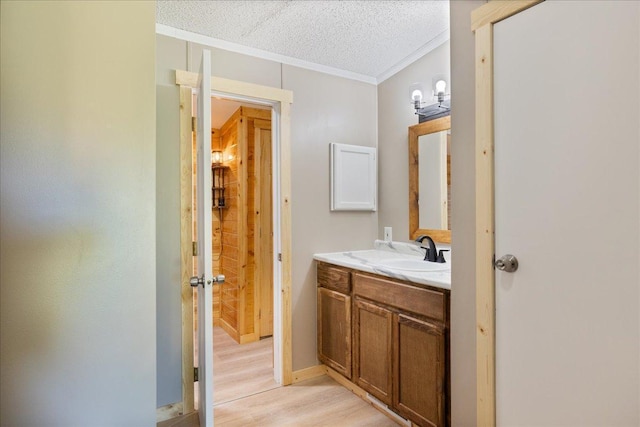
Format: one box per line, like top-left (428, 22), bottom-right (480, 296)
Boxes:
top-left (409, 115), bottom-right (451, 243)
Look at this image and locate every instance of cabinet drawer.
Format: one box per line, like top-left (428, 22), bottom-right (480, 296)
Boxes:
top-left (353, 273), bottom-right (446, 322)
top-left (317, 262), bottom-right (351, 294)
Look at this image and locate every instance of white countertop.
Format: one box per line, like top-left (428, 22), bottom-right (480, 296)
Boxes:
top-left (313, 240), bottom-right (451, 291)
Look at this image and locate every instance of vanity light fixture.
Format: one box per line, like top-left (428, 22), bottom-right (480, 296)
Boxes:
top-left (212, 150), bottom-right (223, 166)
top-left (411, 79), bottom-right (451, 121)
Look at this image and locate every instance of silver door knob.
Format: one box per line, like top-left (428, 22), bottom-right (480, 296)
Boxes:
top-left (495, 254), bottom-right (518, 272)
top-left (207, 275), bottom-right (225, 284)
top-left (190, 275), bottom-right (204, 287)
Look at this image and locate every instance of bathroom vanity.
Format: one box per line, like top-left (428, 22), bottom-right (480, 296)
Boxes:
top-left (314, 241), bottom-right (451, 427)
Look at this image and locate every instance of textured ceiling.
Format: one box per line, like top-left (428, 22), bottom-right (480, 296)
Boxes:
top-left (156, 0), bottom-right (449, 80)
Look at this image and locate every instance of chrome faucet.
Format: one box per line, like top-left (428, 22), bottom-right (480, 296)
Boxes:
top-left (415, 235), bottom-right (448, 263)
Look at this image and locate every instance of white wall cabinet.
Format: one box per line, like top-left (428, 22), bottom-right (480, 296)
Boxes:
top-left (330, 143), bottom-right (377, 211)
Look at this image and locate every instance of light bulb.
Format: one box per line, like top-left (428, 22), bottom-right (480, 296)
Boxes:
top-left (410, 83), bottom-right (426, 113)
top-left (435, 80), bottom-right (447, 95)
top-left (212, 150), bottom-right (223, 165)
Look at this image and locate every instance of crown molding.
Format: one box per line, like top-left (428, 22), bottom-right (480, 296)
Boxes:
top-left (157, 24), bottom-right (449, 86)
top-left (156, 24), bottom-right (378, 85)
top-left (375, 29), bottom-right (450, 84)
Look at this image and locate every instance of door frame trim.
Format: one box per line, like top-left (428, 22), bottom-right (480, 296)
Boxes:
top-left (471, 1), bottom-right (543, 425)
top-left (178, 85), bottom-right (196, 413)
top-left (176, 71), bottom-right (294, 414)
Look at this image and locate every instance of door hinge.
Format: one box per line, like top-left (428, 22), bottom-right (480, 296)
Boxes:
top-left (278, 253), bottom-right (282, 262)
top-left (192, 241), bottom-right (198, 256)
top-left (191, 116), bottom-right (196, 132)
top-left (193, 367), bottom-right (199, 382)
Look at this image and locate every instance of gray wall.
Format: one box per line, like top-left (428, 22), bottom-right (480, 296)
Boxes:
top-left (377, 42), bottom-right (450, 241)
top-left (156, 84), bottom-right (182, 406)
top-left (155, 34), bottom-right (378, 404)
top-left (449, 1), bottom-right (485, 426)
top-left (282, 64), bottom-right (378, 371)
top-left (0, 1), bottom-right (157, 425)
top-left (156, 34), bottom-right (190, 408)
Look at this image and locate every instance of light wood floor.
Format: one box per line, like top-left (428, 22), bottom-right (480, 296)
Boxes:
top-left (212, 326), bottom-right (279, 405)
top-left (160, 375), bottom-right (399, 427)
top-left (160, 327), bottom-right (397, 426)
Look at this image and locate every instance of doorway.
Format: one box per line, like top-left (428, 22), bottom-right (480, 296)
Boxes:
top-left (209, 100), bottom-right (273, 344)
top-left (177, 71), bottom-right (294, 415)
top-left (208, 97), bottom-right (279, 404)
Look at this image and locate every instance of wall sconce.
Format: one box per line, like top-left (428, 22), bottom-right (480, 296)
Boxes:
top-left (212, 150), bottom-right (223, 166)
top-left (410, 82), bottom-right (426, 114)
top-left (434, 79), bottom-right (447, 104)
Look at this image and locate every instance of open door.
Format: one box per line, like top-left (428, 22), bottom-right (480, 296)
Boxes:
top-left (194, 49), bottom-right (213, 427)
top-left (176, 67), bottom-right (294, 392)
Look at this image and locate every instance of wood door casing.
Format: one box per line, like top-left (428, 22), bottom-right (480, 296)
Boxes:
top-left (177, 70), bottom-right (295, 386)
top-left (317, 287), bottom-right (351, 379)
top-left (179, 86), bottom-right (195, 413)
top-left (393, 313), bottom-right (446, 427)
top-left (353, 298), bottom-right (393, 405)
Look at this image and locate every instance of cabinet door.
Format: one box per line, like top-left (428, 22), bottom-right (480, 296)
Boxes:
top-left (353, 298), bottom-right (393, 405)
top-left (317, 287), bottom-right (351, 378)
top-left (394, 313), bottom-right (446, 427)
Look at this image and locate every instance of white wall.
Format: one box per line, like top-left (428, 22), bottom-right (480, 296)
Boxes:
top-left (377, 41), bottom-right (450, 241)
top-left (155, 34), bottom-right (378, 402)
top-left (0, 1), bottom-right (157, 425)
top-left (449, 2), bottom-right (485, 425)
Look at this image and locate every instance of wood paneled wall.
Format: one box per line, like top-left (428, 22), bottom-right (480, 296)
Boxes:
top-left (220, 117), bottom-right (239, 333)
top-left (212, 129), bottom-right (222, 325)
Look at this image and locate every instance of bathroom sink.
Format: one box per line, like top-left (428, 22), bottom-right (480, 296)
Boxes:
top-left (375, 258), bottom-right (450, 272)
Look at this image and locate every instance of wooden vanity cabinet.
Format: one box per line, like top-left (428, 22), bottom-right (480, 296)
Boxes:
top-left (353, 272), bottom-right (449, 427)
top-left (317, 263), bottom-right (352, 379)
top-left (316, 262), bottom-right (450, 427)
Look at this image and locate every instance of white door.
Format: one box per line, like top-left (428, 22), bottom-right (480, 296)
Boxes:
top-left (195, 49), bottom-right (214, 427)
top-left (494, 1), bottom-right (639, 425)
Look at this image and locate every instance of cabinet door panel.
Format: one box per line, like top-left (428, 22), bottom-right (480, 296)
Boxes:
top-left (394, 314), bottom-right (446, 427)
top-left (353, 298), bottom-right (393, 405)
top-left (317, 287), bottom-right (351, 378)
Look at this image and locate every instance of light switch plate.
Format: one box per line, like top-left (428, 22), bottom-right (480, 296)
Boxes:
top-left (384, 227), bottom-right (392, 242)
